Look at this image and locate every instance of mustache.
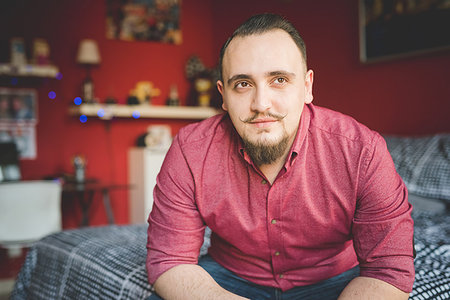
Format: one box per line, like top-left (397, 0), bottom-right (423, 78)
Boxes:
top-left (240, 112), bottom-right (287, 123)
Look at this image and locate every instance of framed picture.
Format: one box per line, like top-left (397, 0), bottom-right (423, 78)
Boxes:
top-left (106, 0), bottom-right (182, 44)
top-left (359, 0), bottom-right (450, 62)
top-left (0, 124), bottom-right (37, 160)
top-left (0, 88), bottom-right (38, 122)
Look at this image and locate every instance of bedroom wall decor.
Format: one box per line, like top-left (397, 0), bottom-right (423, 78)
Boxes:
top-left (106, 0), bottom-right (182, 44)
top-left (0, 88), bottom-right (37, 160)
top-left (359, 0), bottom-right (450, 62)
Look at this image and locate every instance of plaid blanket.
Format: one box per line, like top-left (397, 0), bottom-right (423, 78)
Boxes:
top-left (11, 225), bottom-right (152, 299)
top-left (411, 210), bottom-right (450, 299)
top-left (385, 134), bottom-right (450, 202)
top-left (10, 211), bottom-right (450, 299)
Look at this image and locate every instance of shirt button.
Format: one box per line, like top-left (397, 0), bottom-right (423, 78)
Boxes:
top-left (275, 251), bottom-right (280, 256)
top-left (271, 219), bottom-right (277, 224)
top-left (261, 179), bottom-right (267, 184)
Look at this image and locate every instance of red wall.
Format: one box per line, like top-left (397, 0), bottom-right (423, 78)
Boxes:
top-left (0, 0), bottom-right (216, 227)
top-left (211, 0), bottom-right (450, 135)
top-left (1, 0), bottom-right (449, 227)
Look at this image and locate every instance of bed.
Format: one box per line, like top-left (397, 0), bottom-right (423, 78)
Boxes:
top-left (10, 134), bottom-right (450, 299)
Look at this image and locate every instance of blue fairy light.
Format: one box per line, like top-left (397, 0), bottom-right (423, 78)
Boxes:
top-left (132, 110), bottom-right (140, 119)
top-left (97, 109), bottom-right (105, 118)
top-left (80, 115), bottom-right (87, 123)
top-left (74, 97), bottom-right (82, 105)
top-left (56, 72), bottom-right (63, 80)
top-left (48, 91), bottom-right (56, 99)
top-left (11, 77), bottom-right (18, 85)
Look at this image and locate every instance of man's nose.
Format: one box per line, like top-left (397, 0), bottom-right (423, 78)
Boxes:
top-left (250, 86), bottom-right (272, 112)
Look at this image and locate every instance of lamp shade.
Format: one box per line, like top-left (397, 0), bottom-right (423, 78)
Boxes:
top-left (77, 39), bottom-right (101, 65)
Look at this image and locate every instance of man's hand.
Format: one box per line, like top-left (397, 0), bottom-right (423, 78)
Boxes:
top-left (153, 264), bottom-right (249, 300)
top-left (338, 276), bottom-right (409, 300)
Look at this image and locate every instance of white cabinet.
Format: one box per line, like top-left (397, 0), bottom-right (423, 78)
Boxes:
top-left (128, 147), bottom-right (168, 224)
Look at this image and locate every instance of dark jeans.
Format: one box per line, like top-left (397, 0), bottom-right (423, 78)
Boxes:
top-left (148, 255), bottom-right (360, 300)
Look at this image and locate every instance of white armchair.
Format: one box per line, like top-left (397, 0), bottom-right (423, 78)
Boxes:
top-left (0, 180), bottom-right (62, 257)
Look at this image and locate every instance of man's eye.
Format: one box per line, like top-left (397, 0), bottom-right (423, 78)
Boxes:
top-left (275, 77), bottom-right (286, 84)
top-left (235, 81), bottom-right (249, 88)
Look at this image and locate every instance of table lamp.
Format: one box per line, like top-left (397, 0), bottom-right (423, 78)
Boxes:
top-left (77, 39), bottom-right (101, 103)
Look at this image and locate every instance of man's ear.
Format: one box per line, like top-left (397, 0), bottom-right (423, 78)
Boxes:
top-left (217, 80), bottom-right (228, 111)
top-left (304, 70), bottom-right (314, 104)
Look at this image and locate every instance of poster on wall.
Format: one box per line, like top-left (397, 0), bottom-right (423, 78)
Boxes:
top-left (0, 88), bottom-right (38, 159)
top-left (359, 0), bottom-right (450, 62)
top-left (106, 0), bottom-right (182, 44)
top-left (0, 88), bottom-right (38, 122)
top-left (0, 123), bottom-right (37, 159)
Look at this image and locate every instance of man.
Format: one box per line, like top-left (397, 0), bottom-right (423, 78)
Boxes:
top-left (147, 13), bottom-right (415, 299)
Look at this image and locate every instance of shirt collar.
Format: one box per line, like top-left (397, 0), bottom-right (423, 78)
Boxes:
top-left (286, 103), bottom-right (311, 167)
top-left (235, 104), bottom-right (312, 167)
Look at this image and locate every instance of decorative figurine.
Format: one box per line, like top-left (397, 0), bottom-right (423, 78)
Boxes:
top-left (185, 55), bottom-right (217, 107)
top-left (72, 154), bottom-right (87, 183)
top-left (131, 81), bottom-right (161, 104)
top-left (136, 125), bottom-right (172, 150)
top-left (195, 77), bottom-right (212, 107)
top-left (10, 38), bottom-right (27, 66)
top-left (32, 38), bottom-right (51, 65)
top-left (165, 84), bottom-right (180, 106)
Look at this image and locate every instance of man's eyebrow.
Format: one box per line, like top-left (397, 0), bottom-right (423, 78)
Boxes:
top-left (227, 74), bottom-right (251, 86)
top-left (267, 70), bottom-right (296, 78)
top-left (226, 71), bottom-right (296, 86)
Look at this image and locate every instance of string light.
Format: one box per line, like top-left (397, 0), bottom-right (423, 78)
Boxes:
top-left (97, 109), bottom-right (105, 118)
top-left (74, 97), bottom-right (82, 105)
top-left (132, 110), bottom-right (140, 119)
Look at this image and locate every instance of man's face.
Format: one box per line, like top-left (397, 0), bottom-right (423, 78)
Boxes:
top-left (217, 29), bottom-right (314, 162)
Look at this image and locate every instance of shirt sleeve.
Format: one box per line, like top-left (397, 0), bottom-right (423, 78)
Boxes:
top-left (352, 133), bottom-right (415, 293)
top-left (146, 133), bottom-right (206, 285)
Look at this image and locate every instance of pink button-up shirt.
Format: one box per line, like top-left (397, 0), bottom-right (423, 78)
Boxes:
top-left (147, 104), bottom-right (415, 292)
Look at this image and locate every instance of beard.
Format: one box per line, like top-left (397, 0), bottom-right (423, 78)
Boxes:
top-left (242, 131), bottom-right (290, 166)
top-left (238, 112), bottom-right (291, 166)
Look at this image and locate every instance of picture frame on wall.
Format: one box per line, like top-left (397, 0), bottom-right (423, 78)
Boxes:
top-left (359, 0), bottom-right (450, 63)
top-left (0, 123), bottom-right (37, 160)
top-left (0, 88), bottom-right (38, 122)
top-left (0, 88), bottom-right (38, 160)
top-left (106, 0), bottom-right (182, 44)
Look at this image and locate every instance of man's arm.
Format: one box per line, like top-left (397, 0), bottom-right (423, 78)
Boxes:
top-left (338, 277), bottom-right (409, 299)
top-left (148, 133), bottom-right (247, 299)
top-left (351, 134), bottom-right (415, 294)
top-left (153, 264), bottom-right (249, 300)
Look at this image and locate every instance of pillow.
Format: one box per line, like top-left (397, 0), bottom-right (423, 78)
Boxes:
top-left (384, 134), bottom-right (450, 202)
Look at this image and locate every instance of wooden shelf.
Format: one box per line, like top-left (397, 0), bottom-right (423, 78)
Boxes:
top-left (69, 104), bottom-right (222, 120)
top-left (0, 63), bottom-right (60, 78)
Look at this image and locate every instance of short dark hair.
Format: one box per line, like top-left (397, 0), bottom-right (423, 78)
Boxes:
top-left (219, 13), bottom-right (307, 81)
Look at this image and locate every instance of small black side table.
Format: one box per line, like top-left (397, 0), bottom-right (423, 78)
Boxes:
top-left (62, 180), bottom-right (130, 227)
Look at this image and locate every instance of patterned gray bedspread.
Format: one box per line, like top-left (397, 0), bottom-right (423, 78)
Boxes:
top-left (10, 210), bottom-right (450, 300)
top-left (385, 134), bottom-right (450, 202)
top-left (411, 211), bottom-right (450, 299)
top-left (11, 225), bottom-right (152, 299)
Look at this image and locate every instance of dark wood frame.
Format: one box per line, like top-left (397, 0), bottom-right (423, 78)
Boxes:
top-left (359, 0), bottom-right (450, 63)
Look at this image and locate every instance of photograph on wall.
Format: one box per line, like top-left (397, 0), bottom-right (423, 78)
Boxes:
top-left (0, 123), bottom-right (37, 159)
top-left (0, 88), bottom-right (38, 122)
top-left (359, 0), bottom-right (450, 62)
top-left (106, 0), bottom-right (182, 44)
